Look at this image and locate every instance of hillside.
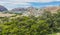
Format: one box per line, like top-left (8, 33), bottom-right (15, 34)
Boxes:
top-left (0, 5), bottom-right (8, 12)
top-left (0, 5), bottom-right (60, 16)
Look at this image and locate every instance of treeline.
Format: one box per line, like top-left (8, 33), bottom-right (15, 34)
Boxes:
top-left (0, 11), bottom-right (60, 35)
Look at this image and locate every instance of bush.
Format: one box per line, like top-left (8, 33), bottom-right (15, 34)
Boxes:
top-left (0, 11), bottom-right (60, 35)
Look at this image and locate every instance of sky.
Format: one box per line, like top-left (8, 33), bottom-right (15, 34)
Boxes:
top-left (0, 0), bottom-right (60, 10)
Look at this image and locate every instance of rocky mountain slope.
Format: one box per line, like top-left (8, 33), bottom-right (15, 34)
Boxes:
top-left (0, 5), bottom-right (60, 16)
top-left (0, 5), bottom-right (8, 12)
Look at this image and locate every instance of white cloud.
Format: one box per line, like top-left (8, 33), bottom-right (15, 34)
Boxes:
top-left (0, 0), bottom-right (60, 5)
top-left (0, 0), bottom-right (60, 3)
top-left (0, 0), bottom-right (60, 10)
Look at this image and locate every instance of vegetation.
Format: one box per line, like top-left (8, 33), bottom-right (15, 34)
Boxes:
top-left (0, 11), bottom-right (60, 35)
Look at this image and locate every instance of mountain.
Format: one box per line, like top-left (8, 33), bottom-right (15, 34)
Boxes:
top-left (43, 6), bottom-right (60, 13)
top-left (11, 7), bottom-right (27, 13)
top-left (10, 6), bottom-right (60, 16)
top-left (11, 8), bottom-right (27, 11)
top-left (0, 5), bottom-right (8, 12)
top-left (22, 6), bottom-right (60, 16)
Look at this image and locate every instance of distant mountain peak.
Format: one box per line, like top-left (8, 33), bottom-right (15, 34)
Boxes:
top-left (0, 5), bottom-right (8, 12)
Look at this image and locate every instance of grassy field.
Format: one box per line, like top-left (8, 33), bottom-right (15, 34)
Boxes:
top-left (0, 12), bottom-right (15, 17)
top-left (48, 33), bottom-right (60, 35)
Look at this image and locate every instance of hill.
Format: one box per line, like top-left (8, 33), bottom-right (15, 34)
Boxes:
top-left (0, 5), bottom-right (8, 12)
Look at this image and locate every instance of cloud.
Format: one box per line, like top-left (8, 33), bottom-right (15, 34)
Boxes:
top-left (0, 0), bottom-right (60, 3)
top-left (0, 0), bottom-right (60, 4)
top-left (0, 0), bottom-right (60, 10)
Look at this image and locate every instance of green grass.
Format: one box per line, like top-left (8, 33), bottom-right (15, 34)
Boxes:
top-left (48, 33), bottom-right (60, 35)
top-left (48, 33), bottom-right (56, 35)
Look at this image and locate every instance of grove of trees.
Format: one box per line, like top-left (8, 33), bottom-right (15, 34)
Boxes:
top-left (0, 10), bottom-right (60, 35)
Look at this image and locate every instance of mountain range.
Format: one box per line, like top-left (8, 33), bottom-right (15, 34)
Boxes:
top-left (0, 5), bottom-right (60, 16)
